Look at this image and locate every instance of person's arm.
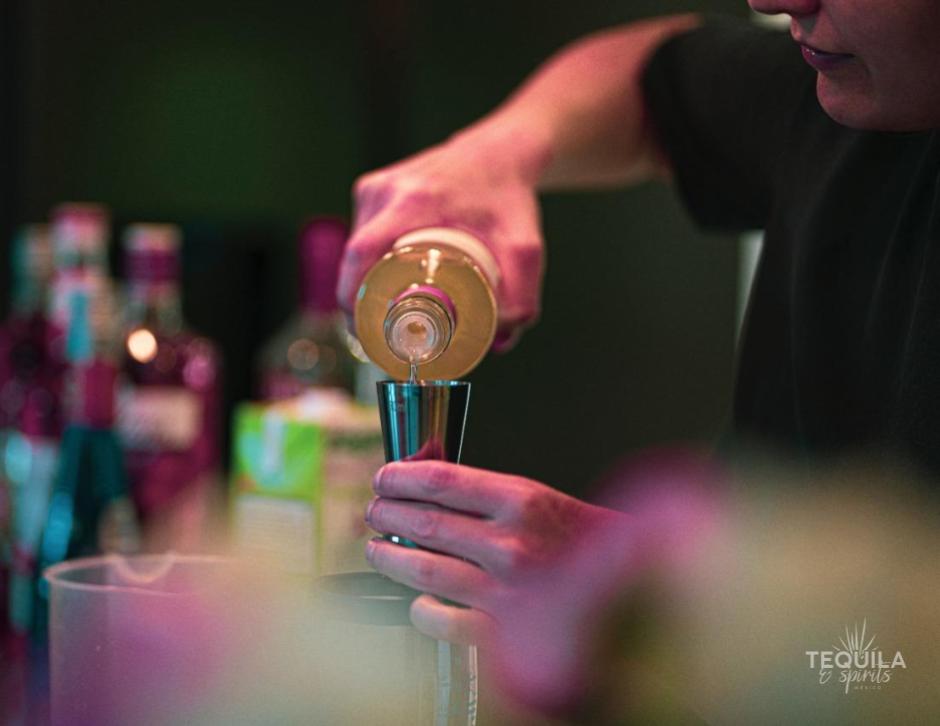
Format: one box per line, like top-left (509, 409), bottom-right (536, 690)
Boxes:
top-left (457, 14), bottom-right (700, 190)
top-left (337, 15), bottom-right (700, 347)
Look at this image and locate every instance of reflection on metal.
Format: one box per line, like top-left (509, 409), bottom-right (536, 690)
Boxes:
top-left (737, 232), bottom-right (764, 341)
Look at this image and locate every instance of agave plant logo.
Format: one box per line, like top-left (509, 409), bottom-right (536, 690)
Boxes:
top-left (806, 620), bottom-right (906, 694)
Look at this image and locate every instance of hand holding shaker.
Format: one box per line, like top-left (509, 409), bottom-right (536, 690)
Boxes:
top-left (375, 380), bottom-right (470, 549)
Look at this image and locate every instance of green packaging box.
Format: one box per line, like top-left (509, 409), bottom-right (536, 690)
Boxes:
top-left (230, 392), bottom-right (384, 576)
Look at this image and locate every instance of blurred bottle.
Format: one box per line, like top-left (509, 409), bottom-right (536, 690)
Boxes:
top-left (47, 204), bottom-right (110, 362)
top-left (0, 225), bottom-right (60, 432)
top-left (354, 228), bottom-right (499, 381)
top-left (258, 218), bottom-right (362, 401)
top-left (41, 279), bottom-right (139, 560)
top-left (0, 225), bottom-right (64, 664)
top-left (6, 395), bottom-right (59, 640)
top-left (0, 225), bottom-right (62, 644)
top-left (36, 208), bottom-right (139, 636)
top-left (117, 224), bottom-right (222, 552)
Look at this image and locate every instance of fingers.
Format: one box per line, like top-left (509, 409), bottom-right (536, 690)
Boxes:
top-left (351, 172), bottom-right (394, 231)
top-left (375, 461), bottom-right (529, 518)
top-left (409, 593), bottom-right (494, 646)
top-left (491, 196), bottom-right (544, 338)
top-left (366, 498), bottom-right (496, 566)
top-left (492, 324), bottom-right (524, 354)
top-left (365, 538), bottom-right (497, 611)
top-left (336, 215), bottom-right (397, 317)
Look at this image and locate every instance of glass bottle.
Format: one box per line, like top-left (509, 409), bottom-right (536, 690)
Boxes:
top-left (6, 392), bottom-right (60, 639)
top-left (354, 228), bottom-right (499, 381)
top-left (35, 288), bottom-right (141, 651)
top-left (0, 225), bottom-right (63, 642)
top-left (0, 225), bottom-right (60, 433)
top-left (258, 217), bottom-right (359, 400)
top-left (47, 204), bottom-right (111, 363)
top-left (117, 224), bottom-right (222, 552)
top-left (37, 208), bottom-right (139, 628)
top-left (0, 225), bottom-right (55, 646)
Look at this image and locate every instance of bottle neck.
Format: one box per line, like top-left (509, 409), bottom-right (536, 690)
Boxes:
top-left (125, 283), bottom-right (183, 333)
top-left (299, 258), bottom-right (340, 316)
top-left (299, 217), bottom-right (346, 316)
top-left (12, 280), bottom-right (50, 316)
top-left (300, 287), bottom-right (336, 317)
top-left (383, 287), bottom-right (456, 366)
top-left (60, 274), bottom-right (118, 364)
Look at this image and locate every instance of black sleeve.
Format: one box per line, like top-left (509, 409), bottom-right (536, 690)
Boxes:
top-left (641, 16), bottom-right (817, 232)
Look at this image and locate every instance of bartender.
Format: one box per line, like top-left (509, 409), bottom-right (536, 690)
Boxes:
top-left (338, 0), bottom-right (940, 648)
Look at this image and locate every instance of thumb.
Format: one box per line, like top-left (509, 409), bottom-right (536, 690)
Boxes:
top-left (410, 594), bottom-right (493, 646)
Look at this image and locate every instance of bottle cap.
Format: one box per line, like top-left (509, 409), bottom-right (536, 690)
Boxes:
top-left (300, 217), bottom-right (348, 314)
top-left (124, 224), bottom-right (181, 285)
top-left (383, 289), bottom-right (455, 366)
top-left (51, 203), bottom-right (110, 264)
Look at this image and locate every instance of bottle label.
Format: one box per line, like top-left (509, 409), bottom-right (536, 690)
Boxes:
top-left (230, 402), bottom-right (383, 575)
top-left (117, 386), bottom-right (201, 451)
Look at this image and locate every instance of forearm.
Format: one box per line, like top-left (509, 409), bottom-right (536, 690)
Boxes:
top-left (452, 14), bottom-right (700, 190)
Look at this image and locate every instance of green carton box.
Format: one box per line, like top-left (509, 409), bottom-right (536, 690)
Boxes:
top-left (230, 394), bottom-right (384, 576)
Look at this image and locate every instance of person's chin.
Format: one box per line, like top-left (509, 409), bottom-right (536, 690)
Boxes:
top-left (815, 77), bottom-right (884, 130)
top-left (815, 76), bottom-right (938, 132)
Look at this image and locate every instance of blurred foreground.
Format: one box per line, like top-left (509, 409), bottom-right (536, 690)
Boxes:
top-left (13, 451), bottom-right (938, 725)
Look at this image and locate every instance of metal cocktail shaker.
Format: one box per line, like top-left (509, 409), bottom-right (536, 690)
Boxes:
top-left (376, 380), bottom-right (470, 463)
top-left (375, 379), bottom-right (471, 547)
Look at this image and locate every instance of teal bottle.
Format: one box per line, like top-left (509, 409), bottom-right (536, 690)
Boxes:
top-left (34, 205), bottom-right (139, 641)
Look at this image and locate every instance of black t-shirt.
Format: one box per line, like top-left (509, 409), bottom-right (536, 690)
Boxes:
top-left (642, 18), bottom-right (940, 476)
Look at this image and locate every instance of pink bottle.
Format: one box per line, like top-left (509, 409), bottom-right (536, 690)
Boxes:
top-left (0, 225), bottom-right (60, 652)
top-left (0, 225), bottom-right (61, 434)
top-left (117, 224), bottom-right (222, 552)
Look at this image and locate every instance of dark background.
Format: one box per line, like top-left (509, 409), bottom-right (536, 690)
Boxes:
top-left (1, 0), bottom-right (747, 500)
